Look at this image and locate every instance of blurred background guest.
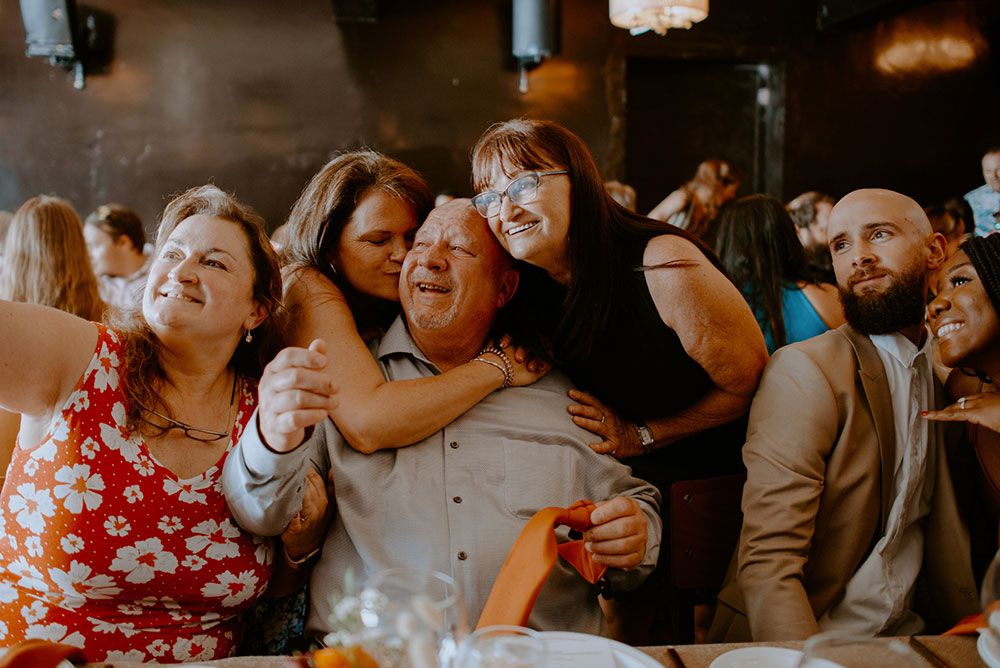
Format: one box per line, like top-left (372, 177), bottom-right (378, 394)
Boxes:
top-left (786, 190), bottom-right (836, 283)
top-left (926, 199), bottom-right (973, 295)
top-left (0, 210), bottom-right (13, 269)
top-left (647, 159), bottom-right (741, 240)
top-left (605, 180), bottom-right (637, 212)
top-left (0, 196), bottom-right (106, 477)
top-left (83, 203), bottom-right (151, 311)
top-left (714, 195), bottom-right (844, 354)
top-left (925, 234), bottom-right (1000, 574)
top-left (965, 147), bottom-right (1000, 237)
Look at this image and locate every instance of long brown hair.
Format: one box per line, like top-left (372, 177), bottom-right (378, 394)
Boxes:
top-left (282, 150), bottom-right (433, 288)
top-left (471, 118), bottom-right (724, 361)
top-left (108, 185), bottom-right (286, 435)
top-left (0, 195), bottom-right (105, 321)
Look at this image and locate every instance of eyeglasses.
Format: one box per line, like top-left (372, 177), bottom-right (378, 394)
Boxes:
top-left (471, 171), bottom-right (568, 218)
top-left (137, 377), bottom-right (237, 442)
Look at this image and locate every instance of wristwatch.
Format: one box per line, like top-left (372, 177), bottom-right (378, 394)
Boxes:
top-left (636, 423), bottom-right (655, 452)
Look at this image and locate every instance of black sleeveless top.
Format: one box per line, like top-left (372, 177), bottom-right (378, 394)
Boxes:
top-left (535, 236), bottom-right (746, 489)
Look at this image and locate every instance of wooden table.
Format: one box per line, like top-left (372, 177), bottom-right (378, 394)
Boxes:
top-left (77, 635), bottom-right (984, 668)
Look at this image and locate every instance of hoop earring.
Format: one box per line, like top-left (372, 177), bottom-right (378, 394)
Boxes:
top-left (245, 329), bottom-right (253, 344)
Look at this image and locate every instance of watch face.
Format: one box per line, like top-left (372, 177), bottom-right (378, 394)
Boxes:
top-left (638, 425), bottom-right (654, 446)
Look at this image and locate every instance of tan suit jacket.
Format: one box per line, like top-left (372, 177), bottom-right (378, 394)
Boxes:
top-left (709, 325), bottom-right (978, 642)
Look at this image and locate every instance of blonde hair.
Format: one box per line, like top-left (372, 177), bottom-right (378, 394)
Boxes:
top-left (0, 195), bottom-right (105, 321)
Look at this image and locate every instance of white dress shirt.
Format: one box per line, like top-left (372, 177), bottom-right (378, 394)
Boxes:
top-left (819, 329), bottom-right (936, 635)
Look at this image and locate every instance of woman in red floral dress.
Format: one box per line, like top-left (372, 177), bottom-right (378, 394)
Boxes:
top-left (0, 185), bottom-right (321, 662)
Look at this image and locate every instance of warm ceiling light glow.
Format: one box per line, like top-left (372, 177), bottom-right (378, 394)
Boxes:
top-left (876, 35), bottom-right (977, 74)
top-left (609, 0), bottom-right (708, 36)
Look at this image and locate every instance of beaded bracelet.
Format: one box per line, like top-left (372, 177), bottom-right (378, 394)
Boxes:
top-left (475, 345), bottom-right (514, 388)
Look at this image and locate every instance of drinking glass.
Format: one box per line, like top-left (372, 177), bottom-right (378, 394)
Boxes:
top-left (455, 625), bottom-right (548, 668)
top-left (794, 631), bottom-right (929, 668)
top-left (324, 567), bottom-right (469, 668)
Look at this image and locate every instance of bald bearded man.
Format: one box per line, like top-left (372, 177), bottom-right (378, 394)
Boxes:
top-left (709, 189), bottom-right (978, 641)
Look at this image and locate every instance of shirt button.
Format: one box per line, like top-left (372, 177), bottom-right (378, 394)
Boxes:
top-left (450, 441), bottom-right (459, 449)
top-left (453, 496), bottom-right (462, 504)
top-left (457, 551), bottom-right (468, 560)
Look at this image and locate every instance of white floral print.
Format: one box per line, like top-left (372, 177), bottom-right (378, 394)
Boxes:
top-left (163, 476), bottom-right (213, 504)
top-left (201, 570), bottom-right (260, 607)
top-left (109, 538), bottom-right (178, 584)
top-left (104, 515), bottom-right (131, 537)
top-left (53, 463), bottom-right (105, 513)
top-left (185, 518), bottom-right (241, 560)
top-left (49, 561), bottom-right (121, 606)
top-left (8, 483), bottom-right (56, 534)
top-left (0, 327), bottom-right (269, 661)
top-left (60, 534), bottom-right (84, 554)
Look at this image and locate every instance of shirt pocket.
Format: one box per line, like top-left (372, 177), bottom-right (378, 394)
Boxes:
top-left (502, 438), bottom-right (578, 520)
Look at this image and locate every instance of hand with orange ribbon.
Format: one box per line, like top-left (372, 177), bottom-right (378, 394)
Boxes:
top-left (476, 498), bottom-right (650, 629)
top-left (585, 497), bottom-right (648, 571)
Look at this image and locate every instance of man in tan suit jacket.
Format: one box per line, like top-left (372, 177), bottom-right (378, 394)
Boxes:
top-left (710, 189), bottom-right (979, 642)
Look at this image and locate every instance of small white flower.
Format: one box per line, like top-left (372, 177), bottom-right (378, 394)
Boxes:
top-left (53, 463), bottom-right (105, 513)
top-left (163, 477), bottom-right (213, 504)
top-left (0, 582), bottom-right (18, 604)
top-left (104, 515), bottom-right (131, 537)
top-left (109, 538), bottom-right (177, 584)
top-left (8, 483), bottom-right (55, 535)
top-left (93, 341), bottom-right (120, 392)
top-left (201, 570), bottom-right (259, 607)
top-left (133, 456), bottom-right (156, 477)
top-left (103, 649), bottom-right (144, 661)
top-left (68, 388), bottom-right (91, 413)
top-left (117, 603), bottom-right (143, 616)
top-left (79, 437), bottom-right (99, 460)
top-left (22, 458), bottom-right (38, 476)
top-left (180, 554), bottom-right (207, 571)
top-left (0, 620), bottom-right (7, 640)
top-left (158, 516), bottom-right (182, 534)
top-left (25, 621), bottom-right (86, 647)
top-left (24, 536), bottom-right (42, 558)
top-left (123, 485), bottom-right (143, 504)
top-left (61, 534), bottom-right (84, 554)
top-left (48, 561), bottom-right (121, 606)
top-left (101, 403), bottom-right (141, 462)
top-left (22, 600), bottom-right (46, 624)
top-left (172, 635), bottom-right (218, 662)
top-left (185, 518), bottom-right (241, 560)
top-left (148, 639), bottom-right (170, 657)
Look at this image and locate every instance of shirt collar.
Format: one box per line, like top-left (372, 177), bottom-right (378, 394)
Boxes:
top-left (374, 315), bottom-right (437, 370)
top-left (869, 326), bottom-right (932, 369)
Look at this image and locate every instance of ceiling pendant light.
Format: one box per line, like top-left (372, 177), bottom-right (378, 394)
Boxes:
top-left (609, 0), bottom-right (709, 36)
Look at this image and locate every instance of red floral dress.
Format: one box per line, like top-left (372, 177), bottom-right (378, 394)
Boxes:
top-left (0, 325), bottom-right (274, 662)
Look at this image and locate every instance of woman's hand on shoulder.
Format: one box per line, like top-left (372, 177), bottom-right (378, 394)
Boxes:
top-left (497, 334), bottom-right (550, 387)
top-left (566, 389), bottom-right (642, 459)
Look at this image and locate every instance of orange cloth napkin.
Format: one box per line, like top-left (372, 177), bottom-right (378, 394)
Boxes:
top-left (476, 499), bottom-right (608, 629)
top-left (0, 640), bottom-right (85, 668)
top-left (944, 600), bottom-right (1000, 635)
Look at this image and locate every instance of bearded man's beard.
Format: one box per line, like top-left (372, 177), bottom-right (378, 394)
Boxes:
top-left (839, 262), bottom-right (927, 335)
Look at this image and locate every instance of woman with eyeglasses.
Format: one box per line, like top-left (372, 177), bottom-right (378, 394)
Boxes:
top-left (0, 185), bottom-right (323, 662)
top-left (470, 119), bottom-right (768, 641)
top-left (279, 151), bottom-right (546, 456)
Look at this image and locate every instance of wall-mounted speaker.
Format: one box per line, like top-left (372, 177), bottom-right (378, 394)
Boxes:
top-left (20, 0), bottom-right (78, 60)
